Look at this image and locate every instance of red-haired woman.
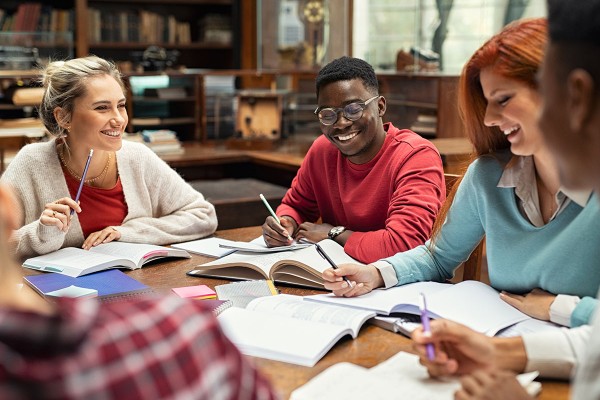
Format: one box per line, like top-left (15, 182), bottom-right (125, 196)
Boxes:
top-left (322, 18), bottom-right (600, 329)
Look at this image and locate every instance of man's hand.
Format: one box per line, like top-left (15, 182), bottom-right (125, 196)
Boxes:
top-left (322, 263), bottom-right (383, 297)
top-left (295, 221), bottom-right (333, 244)
top-left (262, 215), bottom-right (296, 247)
top-left (455, 370), bottom-right (533, 400)
top-left (412, 320), bottom-right (527, 378)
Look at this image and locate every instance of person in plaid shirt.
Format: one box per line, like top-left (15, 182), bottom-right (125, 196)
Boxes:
top-left (0, 183), bottom-right (276, 399)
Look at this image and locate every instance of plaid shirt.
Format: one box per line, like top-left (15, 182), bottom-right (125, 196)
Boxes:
top-left (0, 296), bottom-right (277, 400)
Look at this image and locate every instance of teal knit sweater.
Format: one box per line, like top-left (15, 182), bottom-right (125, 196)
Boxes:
top-left (384, 152), bottom-right (600, 327)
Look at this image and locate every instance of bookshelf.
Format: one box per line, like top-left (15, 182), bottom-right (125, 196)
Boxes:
top-left (0, 0), bottom-right (239, 70)
top-left (377, 73), bottom-right (463, 139)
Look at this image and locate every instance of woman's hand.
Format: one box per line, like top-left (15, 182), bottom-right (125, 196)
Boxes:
top-left (83, 227), bottom-right (121, 250)
top-left (39, 197), bottom-right (80, 233)
top-left (500, 288), bottom-right (556, 321)
top-left (322, 263), bottom-right (384, 297)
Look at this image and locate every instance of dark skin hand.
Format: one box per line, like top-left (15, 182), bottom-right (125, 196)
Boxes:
top-left (262, 215), bottom-right (297, 247)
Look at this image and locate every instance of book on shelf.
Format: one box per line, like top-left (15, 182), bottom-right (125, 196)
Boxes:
top-left (24, 269), bottom-right (153, 302)
top-left (23, 242), bottom-right (191, 278)
top-left (305, 280), bottom-right (559, 336)
top-left (187, 238), bottom-right (362, 289)
top-left (217, 294), bottom-right (376, 367)
top-left (290, 351), bottom-right (541, 400)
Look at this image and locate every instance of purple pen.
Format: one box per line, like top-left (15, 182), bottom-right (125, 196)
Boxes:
top-left (418, 292), bottom-right (436, 361)
top-left (71, 149), bottom-right (94, 216)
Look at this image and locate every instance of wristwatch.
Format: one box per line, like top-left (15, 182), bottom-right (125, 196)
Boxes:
top-left (328, 226), bottom-right (346, 240)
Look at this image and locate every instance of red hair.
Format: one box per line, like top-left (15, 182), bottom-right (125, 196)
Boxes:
top-left (431, 18), bottom-right (548, 242)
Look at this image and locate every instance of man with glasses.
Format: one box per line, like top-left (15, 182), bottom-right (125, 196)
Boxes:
top-left (262, 56), bottom-right (445, 264)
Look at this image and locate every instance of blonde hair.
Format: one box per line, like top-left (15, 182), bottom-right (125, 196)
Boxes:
top-left (38, 56), bottom-right (125, 138)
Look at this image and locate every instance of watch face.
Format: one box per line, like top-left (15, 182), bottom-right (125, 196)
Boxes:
top-left (329, 226), bottom-right (345, 238)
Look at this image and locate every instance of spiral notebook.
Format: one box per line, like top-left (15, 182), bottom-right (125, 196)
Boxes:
top-left (24, 269), bottom-right (153, 302)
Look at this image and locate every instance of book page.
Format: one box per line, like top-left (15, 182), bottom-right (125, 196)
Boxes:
top-left (271, 239), bottom-right (362, 286)
top-left (305, 281), bottom-right (449, 315)
top-left (291, 352), bottom-right (461, 400)
top-left (247, 295), bottom-right (375, 337)
top-left (217, 306), bottom-right (354, 367)
top-left (172, 237), bottom-right (237, 257)
top-left (426, 281), bottom-right (530, 335)
top-left (291, 352), bottom-right (541, 400)
top-left (199, 250), bottom-right (297, 277)
top-left (22, 247), bottom-right (128, 277)
top-left (89, 242), bottom-right (188, 268)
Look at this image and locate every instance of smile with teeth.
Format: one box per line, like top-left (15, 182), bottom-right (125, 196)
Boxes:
top-left (102, 130), bottom-right (121, 137)
top-left (503, 126), bottom-right (519, 136)
top-left (336, 131), bottom-right (358, 141)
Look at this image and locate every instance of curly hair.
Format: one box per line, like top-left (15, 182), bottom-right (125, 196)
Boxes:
top-left (315, 56), bottom-right (379, 97)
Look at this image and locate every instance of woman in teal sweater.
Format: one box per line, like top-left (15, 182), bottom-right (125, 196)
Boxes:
top-left (322, 18), bottom-right (600, 328)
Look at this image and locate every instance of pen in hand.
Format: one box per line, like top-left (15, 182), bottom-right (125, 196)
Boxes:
top-left (418, 292), bottom-right (436, 361)
top-left (71, 149), bottom-right (94, 216)
top-left (259, 193), bottom-right (294, 241)
top-left (314, 242), bottom-right (354, 288)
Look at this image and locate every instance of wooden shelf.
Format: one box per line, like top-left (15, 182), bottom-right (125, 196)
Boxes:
top-left (89, 42), bottom-right (232, 50)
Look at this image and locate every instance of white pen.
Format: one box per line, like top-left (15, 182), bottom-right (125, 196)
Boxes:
top-left (259, 193), bottom-right (294, 241)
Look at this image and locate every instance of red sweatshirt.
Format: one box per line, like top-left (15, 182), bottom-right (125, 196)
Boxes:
top-left (276, 123), bottom-right (445, 263)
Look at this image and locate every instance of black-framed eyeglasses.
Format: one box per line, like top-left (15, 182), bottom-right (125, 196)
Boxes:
top-left (314, 95), bottom-right (380, 126)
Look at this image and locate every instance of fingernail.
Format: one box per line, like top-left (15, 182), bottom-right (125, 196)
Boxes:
top-left (341, 281), bottom-right (348, 288)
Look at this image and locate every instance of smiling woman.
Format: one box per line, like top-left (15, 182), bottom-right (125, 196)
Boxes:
top-left (321, 18), bottom-right (600, 331)
top-left (0, 56), bottom-right (218, 259)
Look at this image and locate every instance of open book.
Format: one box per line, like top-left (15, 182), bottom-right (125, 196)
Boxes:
top-left (188, 239), bottom-right (361, 289)
top-left (305, 280), bottom-right (550, 336)
top-left (23, 242), bottom-right (190, 278)
top-left (290, 351), bottom-right (541, 400)
top-left (217, 294), bottom-right (376, 367)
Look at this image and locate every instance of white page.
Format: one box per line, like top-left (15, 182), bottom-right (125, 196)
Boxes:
top-left (247, 295), bottom-right (375, 337)
top-left (426, 281), bottom-right (530, 335)
top-left (172, 237), bottom-right (237, 257)
top-left (291, 352), bottom-right (460, 400)
top-left (305, 281), bottom-right (449, 315)
top-left (217, 306), bottom-right (352, 367)
top-left (306, 281), bottom-right (531, 335)
top-left (89, 242), bottom-right (188, 266)
top-left (200, 250), bottom-right (296, 277)
top-left (292, 352), bottom-right (541, 400)
top-left (23, 247), bottom-right (125, 277)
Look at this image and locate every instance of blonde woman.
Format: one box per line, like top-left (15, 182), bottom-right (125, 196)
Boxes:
top-left (1, 56), bottom-right (217, 258)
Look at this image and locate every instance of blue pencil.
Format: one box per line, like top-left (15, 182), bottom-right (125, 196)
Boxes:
top-left (71, 149), bottom-right (94, 216)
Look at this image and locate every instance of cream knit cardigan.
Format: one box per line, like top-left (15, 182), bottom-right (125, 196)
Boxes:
top-left (1, 140), bottom-right (218, 259)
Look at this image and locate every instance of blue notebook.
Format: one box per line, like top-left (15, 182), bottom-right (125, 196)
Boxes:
top-left (24, 269), bottom-right (153, 302)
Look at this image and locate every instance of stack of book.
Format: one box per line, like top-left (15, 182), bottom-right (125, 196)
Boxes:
top-left (138, 129), bottom-right (184, 155)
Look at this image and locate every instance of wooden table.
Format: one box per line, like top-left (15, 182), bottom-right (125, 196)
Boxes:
top-left (23, 226), bottom-right (570, 399)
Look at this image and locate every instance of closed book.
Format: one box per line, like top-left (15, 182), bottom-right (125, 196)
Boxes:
top-left (24, 269), bottom-right (153, 302)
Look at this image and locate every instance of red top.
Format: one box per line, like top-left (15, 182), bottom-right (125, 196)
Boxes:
top-left (276, 122), bottom-right (445, 263)
top-left (63, 170), bottom-right (128, 237)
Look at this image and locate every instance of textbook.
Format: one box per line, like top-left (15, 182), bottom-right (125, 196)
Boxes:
top-left (24, 269), bottom-right (153, 301)
top-left (217, 294), bottom-right (376, 367)
top-left (290, 351), bottom-right (541, 400)
top-left (305, 280), bottom-right (538, 336)
top-left (188, 239), bottom-right (361, 289)
top-left (23, 242), bottom-right (191, 278)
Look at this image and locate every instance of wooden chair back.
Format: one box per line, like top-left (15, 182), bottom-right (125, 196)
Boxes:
top-left (444, 173), bottom-right (484, 282)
